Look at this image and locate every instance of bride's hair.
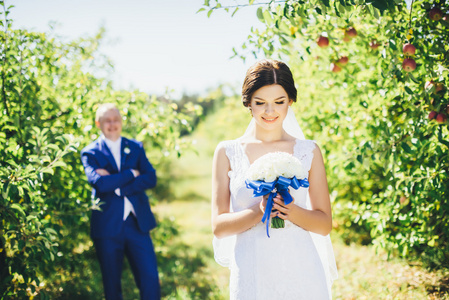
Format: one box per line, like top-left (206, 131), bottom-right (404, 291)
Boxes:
top-left (241, 59), bottom-right (297, 107)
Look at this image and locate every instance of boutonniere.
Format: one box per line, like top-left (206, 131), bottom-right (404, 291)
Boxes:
top-left (124, 146), bottom-right (131, 154)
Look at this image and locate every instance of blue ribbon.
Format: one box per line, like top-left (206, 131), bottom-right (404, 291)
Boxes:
top-left (245, 176), bottom-right (309, 237)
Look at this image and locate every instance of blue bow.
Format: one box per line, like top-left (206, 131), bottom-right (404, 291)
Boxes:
top-left (245, 176), bottom-right (309, 237)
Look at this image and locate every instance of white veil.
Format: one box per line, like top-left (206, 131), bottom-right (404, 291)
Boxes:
top-left (213, 106), bottom-right (338, 297)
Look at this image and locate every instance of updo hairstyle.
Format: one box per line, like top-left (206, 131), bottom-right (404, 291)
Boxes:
top-left (241, 59), bottom-right (297, 107)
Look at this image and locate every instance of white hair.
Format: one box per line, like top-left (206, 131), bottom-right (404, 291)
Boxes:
top-left (95, 103), bottom-right (120, 122)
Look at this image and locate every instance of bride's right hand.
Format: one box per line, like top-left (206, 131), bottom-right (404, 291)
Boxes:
top-left (260, 194), bottom-right (279, 218)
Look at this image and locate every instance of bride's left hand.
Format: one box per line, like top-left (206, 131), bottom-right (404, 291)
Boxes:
top-left (272, 194), bottom-right (294, 220)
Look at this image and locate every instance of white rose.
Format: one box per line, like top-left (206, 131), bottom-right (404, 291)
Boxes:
top-left (274, 160), bottom-right (290, 177)
top-left (247, 151), bottom-right (307, 182)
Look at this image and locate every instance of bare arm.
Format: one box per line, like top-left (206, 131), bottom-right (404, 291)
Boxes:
top-left (272, 145), bottom-right (333, 236)
top-left (211, 144), bottom-right (264, 239)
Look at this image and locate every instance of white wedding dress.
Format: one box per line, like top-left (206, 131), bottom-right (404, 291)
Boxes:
top-left (213, 138), bottom-right (338, 300)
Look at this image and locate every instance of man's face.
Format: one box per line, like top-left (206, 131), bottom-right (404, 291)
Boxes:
top-left (96, 108), bottom-right (122, 141)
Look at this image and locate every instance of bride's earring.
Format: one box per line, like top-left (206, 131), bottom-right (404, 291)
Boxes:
top-left (248, 107), bottom-right (253, 117)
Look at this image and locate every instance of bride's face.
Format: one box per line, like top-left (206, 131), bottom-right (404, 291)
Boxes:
top-left (250, 84), bottom-right (292, 130)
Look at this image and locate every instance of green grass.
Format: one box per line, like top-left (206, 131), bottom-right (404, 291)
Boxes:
top-left (154, 105), bottom-right (449, 300)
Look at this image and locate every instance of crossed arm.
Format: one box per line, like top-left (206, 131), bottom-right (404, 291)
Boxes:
top-left (81, 146), bottom-right (156, 197)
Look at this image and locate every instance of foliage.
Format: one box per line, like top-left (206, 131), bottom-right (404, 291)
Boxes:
top-left (158, 85), bottom-right (232, 136)
top-left (202, 0), bottom-right (449, 268)
top-left (0, 2), bottom-right (200, 298)
top-left (169, 99), bottom-right (449, 299)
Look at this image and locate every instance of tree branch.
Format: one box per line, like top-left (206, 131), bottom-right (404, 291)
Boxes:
top-left (45, 109), bottom-right (71, 122)
top-left (208, 0), bottom-right (287, 10)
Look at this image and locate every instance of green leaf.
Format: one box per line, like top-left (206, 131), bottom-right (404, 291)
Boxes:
top-left (408, 72), bottom-right (419, 84)
top-left (45, 227), bottom-right (58, 236)
top-left (404, 86), bottom-right (413, 95)
top-left (11, 203), bottom-right (26, 217)
top-left (257, 7), bottom-right (264, 22)
top-left (52, 161), bottom-right (67, 168)
top-left (44, 144), bottom-right (61, 151)
top-left (41, 168), bottom-right (54, 175)
top-left (207, 9), bottom-right (213, 18)
top-left (371, 0), bottom-right (389, 14)
top-left (372, 6), bottom-right (380, 19)
top-left (344, 161), bottom-right (355, 170)
top-left (389, 40), bottom-right (397, 50)
top-left (334, 2), bottom-right (341, 17)
top-left (262, 9), bottom-right (273, 25)
top-left (2, 181), bottom-right (11, 199)
top-left (401, 142), bottom-right (413, 154)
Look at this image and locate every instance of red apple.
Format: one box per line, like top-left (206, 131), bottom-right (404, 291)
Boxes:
top-left (429, 7), bottom-right (443, 21)
top-left (403, 43), bottom-right (416, 56)
top-left (402, 58), bottom-right (416, 72)
top-left (346, 27), bottom-right (357, 37)
top-left (436, 113), bottom-right (447, 124)
top-left (400, 196), bottom-right (407, 204)
top-left (330, 63), bottom-right (341, 73)
top-left (338, 56), bottom-right (349, 66)
top-left (428, 111), bottom-right (438, 120)
top-left (317, 36), bottom-right (329, 48)
top-left (369, 40), bottom-right (380, 49)
top-left (435, 83), bottom-right (444, 93)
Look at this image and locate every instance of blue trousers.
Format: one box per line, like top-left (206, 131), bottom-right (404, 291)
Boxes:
top-left (93, 215), bottom-right (160, 300)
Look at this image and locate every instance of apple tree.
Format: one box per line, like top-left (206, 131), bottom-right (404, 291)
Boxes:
top-left (0, 2), bottom-right (199, 298)
top-left (203, 0), bottom-right (449, 268)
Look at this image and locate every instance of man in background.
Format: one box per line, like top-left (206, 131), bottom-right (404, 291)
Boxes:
top-left (81, 103), bottom-right (160, 299)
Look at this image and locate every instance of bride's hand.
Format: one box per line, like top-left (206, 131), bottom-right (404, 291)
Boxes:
top-left (272, 194), bottom-right (294, 220)
top-left (260, 194), bottom-right (281, 218)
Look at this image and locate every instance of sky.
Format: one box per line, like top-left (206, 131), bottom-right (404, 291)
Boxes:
top-left (9, 0), bottom-right (261, 98)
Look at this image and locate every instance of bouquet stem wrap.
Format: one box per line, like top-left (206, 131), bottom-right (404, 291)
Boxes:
top-left (245, 176), bottom-right (309, 237)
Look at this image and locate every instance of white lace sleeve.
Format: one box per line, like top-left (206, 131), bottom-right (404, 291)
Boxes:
top-left (212, 140), bottom-right (237, 268)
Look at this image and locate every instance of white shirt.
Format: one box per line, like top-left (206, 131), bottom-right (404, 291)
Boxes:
top-left (103, 136), bottom-right (136, 220)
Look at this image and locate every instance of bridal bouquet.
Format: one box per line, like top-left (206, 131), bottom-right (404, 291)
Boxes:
top-left (245, 152), bottom-right (309, 237)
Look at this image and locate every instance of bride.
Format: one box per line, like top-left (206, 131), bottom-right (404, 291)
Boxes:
top-left (211, 59), bottom-right (338, 299)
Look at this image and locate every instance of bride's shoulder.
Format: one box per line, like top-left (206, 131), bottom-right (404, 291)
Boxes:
top-left (294, 139), bottom-right (322, 155)
top-left (215, 139), bottom-right (239, 150)
top-left (214, 139), bottom-right (241, 159)
top-left (295, 138), bottom-right (318, 147)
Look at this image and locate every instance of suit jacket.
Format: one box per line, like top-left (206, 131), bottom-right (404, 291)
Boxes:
top-left (81, 137), bottom-right (157, 238)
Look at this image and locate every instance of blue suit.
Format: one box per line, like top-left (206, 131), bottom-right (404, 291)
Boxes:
top-left (81, 137), bottom-right (160, 300)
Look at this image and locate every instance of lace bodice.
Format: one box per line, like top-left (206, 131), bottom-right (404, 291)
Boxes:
top-left (220, 138), bottom-right (316, 215)
top-left (213, 139), bottom-right (337, 300)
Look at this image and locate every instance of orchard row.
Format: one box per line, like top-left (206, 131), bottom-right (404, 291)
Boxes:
top-left (315, 5), bottom-right (448, 124)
